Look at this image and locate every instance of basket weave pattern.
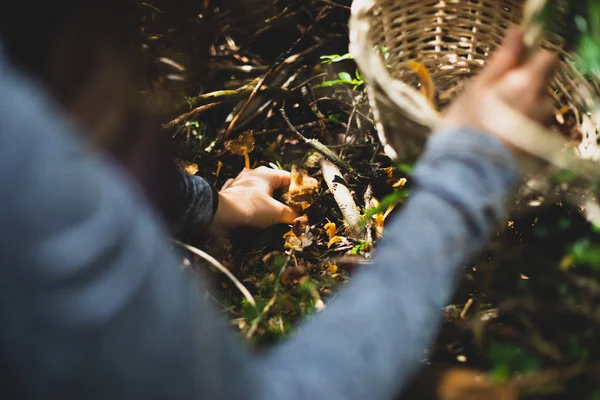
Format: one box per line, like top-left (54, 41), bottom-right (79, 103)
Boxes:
top-left (350, 0), bottom-right (600, 167)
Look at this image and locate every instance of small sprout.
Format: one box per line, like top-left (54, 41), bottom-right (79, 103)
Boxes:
top-left (320, 53), bottom-right (354, 64)
top-left (225, 131), bottom-right (255, 169)
top-left (313, 70), bottom-right (364, 89)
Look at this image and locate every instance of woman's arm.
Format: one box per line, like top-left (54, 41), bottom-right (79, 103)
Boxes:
top-left (0, 28), bottom-right (554, 400)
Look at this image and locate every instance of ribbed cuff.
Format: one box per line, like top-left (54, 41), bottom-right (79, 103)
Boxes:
top-left (173, 172), bottom-right (219, 238)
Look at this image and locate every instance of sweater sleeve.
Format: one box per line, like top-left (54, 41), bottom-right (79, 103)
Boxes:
top-left (171, 171), bottom-right (219, 238)
top-left (0, 43), bottom-right (520, 400)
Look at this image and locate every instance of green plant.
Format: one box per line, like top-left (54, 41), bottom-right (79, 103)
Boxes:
top-left (359, 189), bottom-right (410, 227)
top-left (313, 70), bottom-right (364, 90)
top-left (535, 0), bottom-right (600, 74)
top-left (569, 238), bottom-right (600, 268)
top-left (320, 53), bottom-right (354, 64)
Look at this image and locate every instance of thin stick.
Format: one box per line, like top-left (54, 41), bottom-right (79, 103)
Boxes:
top-left (280, 107), bottom-right (356, 175)
top-left (317, 0), bottom-right (351, 10)
top-left (162, 102), bottom-right (222, 131)
top-left (173, 240), bottom-right (256, 308)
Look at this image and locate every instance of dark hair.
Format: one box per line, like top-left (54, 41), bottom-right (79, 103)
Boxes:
top-left (0, 0), bottom-right (184, 222)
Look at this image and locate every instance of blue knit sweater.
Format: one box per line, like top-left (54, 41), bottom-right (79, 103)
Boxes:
top-left (0, 45), bottom-right (520, 399)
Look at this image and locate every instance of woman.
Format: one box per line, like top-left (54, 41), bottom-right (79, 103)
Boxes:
top-left (0, 14), bottom-right (557, 400)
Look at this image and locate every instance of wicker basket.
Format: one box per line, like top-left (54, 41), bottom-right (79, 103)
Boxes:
top-left (349, 0), bottom-right (600, 187)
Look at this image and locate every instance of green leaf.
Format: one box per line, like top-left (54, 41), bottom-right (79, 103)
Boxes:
top-left (338, 72), bottom-right (353, 82)
top-left (313, 79), bottom-right (346, 89)
top-left (349, 241), bottom-right (370, 255)
top-left (320, 53), bottom-right (354, 64)
top-left (360, 189), bottom-right (410, 227)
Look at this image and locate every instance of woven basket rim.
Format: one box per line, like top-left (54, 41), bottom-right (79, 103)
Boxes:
top-left (349, 0), bottom-right (600, 181)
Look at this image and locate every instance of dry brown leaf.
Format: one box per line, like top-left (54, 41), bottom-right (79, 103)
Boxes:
top-left (180, 161), bottom-right (199, 176)
top-left (282, 165), bottom-right (320, 212)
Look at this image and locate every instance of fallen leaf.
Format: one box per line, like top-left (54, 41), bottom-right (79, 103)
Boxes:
top-left (327, 236), bottom-right (344, 248)
top-left (283, 165), bottom-right (320, 212)
top-left (327, 263), bottom-right (338, 273)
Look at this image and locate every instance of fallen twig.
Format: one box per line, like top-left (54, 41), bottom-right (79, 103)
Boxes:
top-left (316, 0), bottom-right (351, 10)
top-left (321, 159), bottom-right (364, 239)
top-left (188, 85), bottom-right (289, 109)
top-left (173, 240), bottom-right (256, 308)
top-left (162, 102), bottom-right (222, 131)
top-left (280, 107), bottom-right (356, 175)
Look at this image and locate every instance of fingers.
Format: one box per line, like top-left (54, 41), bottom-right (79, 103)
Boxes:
top-left (254, 166), bottom-right (292, 194)
top-left (479, 28), bottom-right (526, 84)
top-left (522, 49), bottom-right (559, 93)
top-left (222, 178), bottom-right (235, 190)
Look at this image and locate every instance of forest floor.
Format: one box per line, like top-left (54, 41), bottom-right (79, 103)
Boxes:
top-left (143, 1), bottom-right (600, 398)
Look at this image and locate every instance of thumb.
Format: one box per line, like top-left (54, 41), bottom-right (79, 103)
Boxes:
top-left (259, 168), bottom-right (292, 194)
top-left (268, 198), bottom-right (299, 226)
top-left (479, 28), bottom-right (526, 84)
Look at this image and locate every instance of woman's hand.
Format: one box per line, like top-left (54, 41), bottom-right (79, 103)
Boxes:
top-left (209, 167), bottom-right (299, 235)
top-left (442, 28), bottom-right (559, 148)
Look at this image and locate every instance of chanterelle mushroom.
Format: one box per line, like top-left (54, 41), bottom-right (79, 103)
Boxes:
top-left (225, 131), bottom-right (255, 169)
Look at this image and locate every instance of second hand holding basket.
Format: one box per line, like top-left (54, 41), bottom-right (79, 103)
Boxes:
top-left (350, 0), bottom-right (600, 214)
